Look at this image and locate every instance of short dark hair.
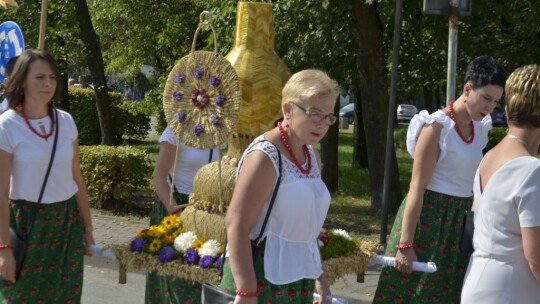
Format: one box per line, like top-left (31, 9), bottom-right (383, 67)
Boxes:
top-left (5, 55), bottom-right (19, 79)
top-left (464, 55), bottom-right (507, 89)
top-left (7, 50), bottom-right (60, 112)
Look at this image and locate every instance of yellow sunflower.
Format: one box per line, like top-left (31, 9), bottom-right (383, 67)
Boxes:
top-left (148, 239), bottom-right (162, 254)
top-left (161, 214), bottom-right (181, 229)
top-left (193, 238), bottom-right (205, 251)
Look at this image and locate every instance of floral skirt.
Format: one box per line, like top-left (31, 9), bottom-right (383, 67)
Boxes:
top-left (372, 190), bottom-right (472, 304)
top-left (144, 193), bottom-right (203, 303)
top-left (220, 239), bottom-right (315, 303)
top-left (0, 197), bottom-right (84, 304)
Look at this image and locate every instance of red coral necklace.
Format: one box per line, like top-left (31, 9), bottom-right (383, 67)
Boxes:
top-left (19, 105), bottom-right (55, 141)
top-left (449, 100), bottom-right (474, 144)
top-left (277, 122), bottom-right (312, 174)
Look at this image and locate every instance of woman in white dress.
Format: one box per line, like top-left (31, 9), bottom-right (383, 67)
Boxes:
top-left (461, 64), bottom-right (540, 303)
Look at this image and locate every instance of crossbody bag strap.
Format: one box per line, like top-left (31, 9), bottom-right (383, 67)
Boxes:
top-left (25, 109), bottom-right (59, 239)
top-left (252, 140), bottom-right (282, 245)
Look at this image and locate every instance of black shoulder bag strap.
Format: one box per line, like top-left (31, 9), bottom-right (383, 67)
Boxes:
top-left (25, 109), bottom-right (59, 239)
top-left (219, 140), bottom-right (282, 277)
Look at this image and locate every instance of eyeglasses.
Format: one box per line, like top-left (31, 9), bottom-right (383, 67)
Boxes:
top-left (290, 102), bottom-right (337, 126)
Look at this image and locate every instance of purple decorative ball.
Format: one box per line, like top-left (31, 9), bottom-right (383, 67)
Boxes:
top-left (193, 124), bottom-right (204, 136)
top-left (193, 68), bottom-right (204, 79)
top-left (130, 237), bottom-right (146, 253)
top-left (199, 255), bottom-right (214, 269)
top-left (210, 113), bottom-right (221, 127)
top-left (157, 246), bottom-right (177, 263)
top-left (175, 73), bottom-right (186, 84)
top-left (208, 76), bottom-right (221, 87)
top-left (173, 91), bottom-right (182, 102)
top-left (177, 111), bottom-right (186, 123)
top-left (214, 94), bottom-right (226, 107)
top-left (183, 248), bottom-right (200, 265)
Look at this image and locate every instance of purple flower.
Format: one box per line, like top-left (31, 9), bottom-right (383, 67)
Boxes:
top-left (175, 73), bottom-right (186, 84)
top-left (193, 68), bottom-right (204, 79)
top-left (208, 76), bottom-right (221, 87)
top-left (173, 91), bottom-right (182, 102)
top-left (210, 113), bottom-right (221, 127)
top-left (318, 232), bottom-right (328, 240)
top-left (191, 88), bottom-right (209, 109)
top-left (183, 248), bottom-right (200, 265)
top-left (214, 94), bottom-right (226, 107)
top-left (199, 255), bottom-right (214, 269)
top-left (130, 237), bottom-right (146, 253)
top-left (157, 246), bottom-right (177, 263)
top-left (215, 255), bottom-right (224, 270)
top-left (177, 111), bottom-right (186, 123)
top-left (193, 124), bottom-right (204, 136)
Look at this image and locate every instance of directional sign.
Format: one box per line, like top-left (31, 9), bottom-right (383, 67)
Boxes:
top-left (0, 21), bottom-right (24, 83)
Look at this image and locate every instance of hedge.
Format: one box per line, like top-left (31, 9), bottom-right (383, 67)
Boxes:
top-left (68, 87), bottom-right (153, 145)
top-left (79, 145), bottom-right (153, 208)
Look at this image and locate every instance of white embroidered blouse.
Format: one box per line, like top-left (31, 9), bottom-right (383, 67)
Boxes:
top-left (236, 134), bottom-right (331, 284)
top-left (406, 110), bottom-right (492, 197)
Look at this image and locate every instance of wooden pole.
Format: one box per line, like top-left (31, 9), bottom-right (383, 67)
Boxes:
top-left (446, 0), bottom-right (459, 106)
top-left (38, 0), bottom-right (48, 49)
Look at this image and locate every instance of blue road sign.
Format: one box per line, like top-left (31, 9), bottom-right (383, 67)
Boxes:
top-left (0, 21), bottom-right (25, 83)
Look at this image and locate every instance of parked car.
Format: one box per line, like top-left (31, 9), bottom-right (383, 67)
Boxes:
top-left (397, 104), bottom-right (418, 123)
top-left (339, 103), bottom-right (355, 124)
top-left (490, 105), bottom-right (507, 127)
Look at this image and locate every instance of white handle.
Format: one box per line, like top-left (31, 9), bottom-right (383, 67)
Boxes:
top-left (372, 255), bottom-right (437, 273)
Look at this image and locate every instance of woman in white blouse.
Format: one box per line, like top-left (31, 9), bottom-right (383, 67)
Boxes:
top-left (372, 56), bottom-right (507, 304)
top-left (461, 64), bottom-right (540, 304)
top-left (220, 69), bottom-right (340, 304)
top-left (0, 50), bottom-right (94, 302)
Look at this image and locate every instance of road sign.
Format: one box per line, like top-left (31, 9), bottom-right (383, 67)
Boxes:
top-left (423, 0), bottom-right (471, 16)
top-left (0, 21), bottom-right (25, 83)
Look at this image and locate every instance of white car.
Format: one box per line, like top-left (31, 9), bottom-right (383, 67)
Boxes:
top-left (397, 104), bottom-right (418, 123)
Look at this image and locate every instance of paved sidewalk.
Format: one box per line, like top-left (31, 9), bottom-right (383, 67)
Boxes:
top-left (82, 210), bottom-right (381, 304)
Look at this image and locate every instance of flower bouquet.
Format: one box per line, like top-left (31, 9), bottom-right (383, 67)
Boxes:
top-left (112, 215), bottom-right (226, 285)
top-left (113, 220), bottom-right (379, 285)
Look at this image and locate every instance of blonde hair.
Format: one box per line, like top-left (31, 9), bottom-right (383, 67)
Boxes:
top-left (282, 69), bottom-right (340, 105)
top-left (505, 64), bottom-right (540, 128)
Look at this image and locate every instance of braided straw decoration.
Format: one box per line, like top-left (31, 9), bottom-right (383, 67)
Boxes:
top-left (225, 2), bottom-right (290, 139)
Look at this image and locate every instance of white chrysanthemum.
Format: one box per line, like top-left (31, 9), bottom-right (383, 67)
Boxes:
top-left (332, 229), bottom-right (352, 241)
top-left (198, 239), bottom-right (222, 257)
top-left (174, 231), bottom-right (198, 252)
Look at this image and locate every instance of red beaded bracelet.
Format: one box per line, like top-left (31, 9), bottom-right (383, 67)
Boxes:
top-left (0, 244), bottom-right (13, 250)
top-left (396, 243), bottom-right (414, 250)
top-left (235, 288), bottom-right (260, 297)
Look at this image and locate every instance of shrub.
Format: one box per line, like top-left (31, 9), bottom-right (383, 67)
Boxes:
top-left (393, 127), bottom-right (408, 151)
top-left (69, 87), bottom-right (153, 144)
top-left (79, 145), bottom-right (153, 208)
top-left (118, 99), bottom-right (153, 140)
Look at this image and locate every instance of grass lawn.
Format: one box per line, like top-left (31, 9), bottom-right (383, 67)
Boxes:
top-left (121, 128), bottom-right (414, 238)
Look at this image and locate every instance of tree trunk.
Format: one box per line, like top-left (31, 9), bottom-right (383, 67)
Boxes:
top-left (320, 100), bottom-right (340, 193)
top-left (423, 84), bottom-right (433, 113)
top-left (73, 0), bottom-right (116, 145)
top-left (352, 85), bottom-right (368, 168)
top-left (350, 0), bottom-right (402, 213)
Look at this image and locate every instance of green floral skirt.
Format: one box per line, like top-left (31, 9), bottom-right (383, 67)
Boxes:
top-left (144, 193), bottom-right (202, 303)
top-left (220, 239), bottom-right (315, 303)
top-left (0, 197), bottom-right (84, 304)
top-left (372, 190), bottom-right (472, 304)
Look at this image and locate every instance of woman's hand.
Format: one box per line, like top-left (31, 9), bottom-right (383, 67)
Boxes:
top-left (314, 273), bottom-right (331, 303)
top-left (84, 231), bottom-right (96, 256)
top-left (0, 249), bottom-right (16, 282)
top-left (394, 248), bottom-right (417, 273)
